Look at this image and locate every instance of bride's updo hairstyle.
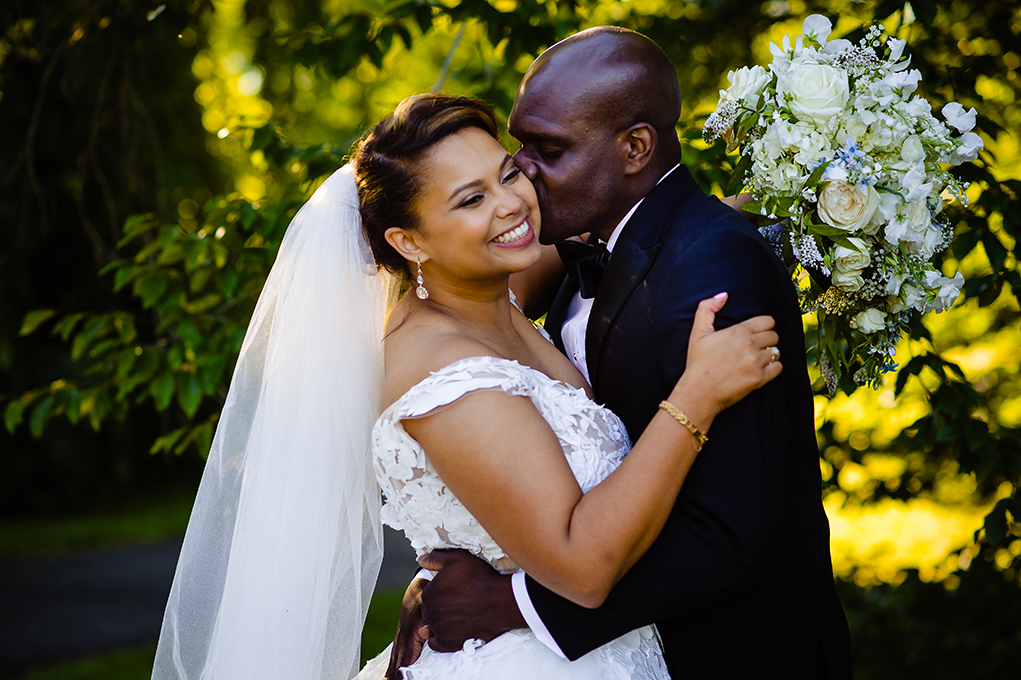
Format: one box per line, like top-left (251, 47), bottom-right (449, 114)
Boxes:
top-left (354, 93), bottom-right (501, 277)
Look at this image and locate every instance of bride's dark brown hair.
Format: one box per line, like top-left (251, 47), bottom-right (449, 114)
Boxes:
top-left (353, 93), bottom-right (501, 278)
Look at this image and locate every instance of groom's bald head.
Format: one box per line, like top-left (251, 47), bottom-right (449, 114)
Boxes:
top-left (523, 27), bottom-right (681, 144)
top-left (508, 27), bottom-right (683, 242)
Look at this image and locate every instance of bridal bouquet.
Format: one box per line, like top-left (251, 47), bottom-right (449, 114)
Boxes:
top-left (703, 14), bottom-right (982, 390)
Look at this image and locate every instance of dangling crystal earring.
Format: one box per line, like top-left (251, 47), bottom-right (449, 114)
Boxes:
top-left (415, 260), bottom-right (429, 300)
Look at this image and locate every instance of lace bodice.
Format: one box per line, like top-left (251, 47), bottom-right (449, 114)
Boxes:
top-left (372, 356), bottom-right (633, 573)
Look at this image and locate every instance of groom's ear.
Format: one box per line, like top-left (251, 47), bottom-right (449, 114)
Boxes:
top-left (386, 227), bottom-right (429, 264)
top-left (621, 123), bottom-right (656, 176)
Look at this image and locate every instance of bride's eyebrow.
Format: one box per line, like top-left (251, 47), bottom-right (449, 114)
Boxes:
top-left (447, 156), bottom-right (515, 203)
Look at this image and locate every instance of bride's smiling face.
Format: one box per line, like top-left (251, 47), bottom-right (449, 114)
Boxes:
top-left (392, 126), bottom-right (542, 284)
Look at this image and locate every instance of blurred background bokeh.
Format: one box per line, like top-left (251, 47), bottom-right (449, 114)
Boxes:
top-left (1, 0), bottom-right (1019, 678)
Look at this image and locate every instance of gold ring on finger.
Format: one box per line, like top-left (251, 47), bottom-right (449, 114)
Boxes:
top-left (768, 346), bottom-right (780, 363)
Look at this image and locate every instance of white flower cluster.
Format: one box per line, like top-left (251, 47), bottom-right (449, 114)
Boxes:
top-left (703, 15), bottom-right (981, 387)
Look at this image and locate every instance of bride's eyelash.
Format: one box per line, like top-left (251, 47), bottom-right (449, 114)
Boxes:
top-left (458, 168), bottom-right (519, 208)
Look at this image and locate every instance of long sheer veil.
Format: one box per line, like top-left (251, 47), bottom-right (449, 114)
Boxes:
top-left (152, 165), bottom-right (389, 680)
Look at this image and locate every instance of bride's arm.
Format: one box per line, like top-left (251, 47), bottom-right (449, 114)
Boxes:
top-left (402, 296), bottom-right (779, 608)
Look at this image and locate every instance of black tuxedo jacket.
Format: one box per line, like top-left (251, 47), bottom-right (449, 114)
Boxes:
top-left (529, 166), bottom-right (852, 679)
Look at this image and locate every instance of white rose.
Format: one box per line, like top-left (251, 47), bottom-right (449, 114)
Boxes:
top-left (851, 308), bottom-right (887, 333)
top-left (833, 238), bottom-right (871, 272)
top-left (779, 63), bottom-right (849, 125)
top-left (727, 65), bottom-right (771, 109)
top-left (818, 180), bottom-right (881, 232)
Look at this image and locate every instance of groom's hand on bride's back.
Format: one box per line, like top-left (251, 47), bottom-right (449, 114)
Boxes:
top-left (417, 549), bottom-right (526, 653)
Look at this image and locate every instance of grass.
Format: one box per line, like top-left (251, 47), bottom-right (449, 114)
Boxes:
top-left (0, 487), bottom-right (195, 559)
top-left (17, 591), bottom-right (405, 680)
top-left (22, 647), bottom-right (157, 680)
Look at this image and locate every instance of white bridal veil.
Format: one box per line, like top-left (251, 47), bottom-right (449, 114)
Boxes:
top-left (152, 165), bottom-right (389, 680)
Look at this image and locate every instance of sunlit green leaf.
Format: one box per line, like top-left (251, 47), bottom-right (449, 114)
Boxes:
top-left (19, 309), bottom-right (57, 336)
top-left (4, 399), bottom-right (25, 434)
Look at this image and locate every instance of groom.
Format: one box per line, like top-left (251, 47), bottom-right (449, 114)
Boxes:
top-left (390, 27), bottom-right (852, 679)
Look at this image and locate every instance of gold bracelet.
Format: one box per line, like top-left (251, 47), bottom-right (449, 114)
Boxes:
top-left (658, 400), bottom-right (708, 453)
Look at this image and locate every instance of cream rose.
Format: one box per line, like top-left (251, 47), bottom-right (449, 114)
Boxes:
top-left (727, 65), bottom-right (771, 109)
top-left (833, 238), bottom-right (871, 273)
top-left (851, 308), bottom-right (887, 334)
top-left (779, 63), bottom-right (849, 125)
top-left (832, 269), bottom-right (865, 293)
top-left (818, 180), bottom-right (881, 232)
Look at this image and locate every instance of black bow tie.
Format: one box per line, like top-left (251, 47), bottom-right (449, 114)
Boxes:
top-left (556, 240), bottom-right (609, 299)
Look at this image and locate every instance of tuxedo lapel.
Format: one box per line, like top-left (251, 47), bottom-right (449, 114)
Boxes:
top-left (585, 166), bottom-right (700, 399)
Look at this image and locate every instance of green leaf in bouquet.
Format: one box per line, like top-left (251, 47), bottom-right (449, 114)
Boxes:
top-left (726, 155), bottom-right (753, 196)
top-left (741, 199), bottom-right (764, 216)
top-left (803, 161), bottom-right (832, 189)
top-left (735, 114), bottom-right (758, 139)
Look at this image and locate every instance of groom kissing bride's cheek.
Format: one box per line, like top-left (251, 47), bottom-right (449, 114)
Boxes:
top-left (390, 27), bottom-right (852, 680)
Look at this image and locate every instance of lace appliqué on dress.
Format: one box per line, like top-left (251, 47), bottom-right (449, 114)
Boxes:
top-left (373, 356), bottom-right (630, 573)
top-left (369, 355), bottom-right (668, 680)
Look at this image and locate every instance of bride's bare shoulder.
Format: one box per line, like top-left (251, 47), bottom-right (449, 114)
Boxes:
top-left (382, 303), bottom-right (495, 407)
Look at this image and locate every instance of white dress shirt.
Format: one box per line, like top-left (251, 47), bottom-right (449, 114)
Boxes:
top-left (511, 164), bottom-right (680, 657)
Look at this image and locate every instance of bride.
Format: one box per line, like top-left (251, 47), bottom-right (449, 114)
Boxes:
top-left (152, 93), bottom-right (781, 680)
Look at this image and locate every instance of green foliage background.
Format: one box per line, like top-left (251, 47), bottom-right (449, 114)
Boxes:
top-left (2, 0), bottom-right (1020, 676)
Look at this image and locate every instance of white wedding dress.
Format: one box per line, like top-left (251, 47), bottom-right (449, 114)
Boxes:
top-left (358, 354), bottom-right (670, 680)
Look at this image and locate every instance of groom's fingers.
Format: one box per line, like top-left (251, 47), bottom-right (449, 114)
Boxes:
top-left (417, 550), bottom-right (455, 572)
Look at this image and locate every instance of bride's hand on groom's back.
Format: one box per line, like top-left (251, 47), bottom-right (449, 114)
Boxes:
top-left (677, 292), bottom-right (782, 416)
